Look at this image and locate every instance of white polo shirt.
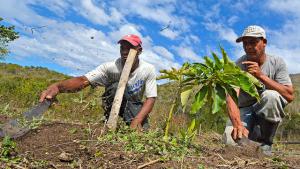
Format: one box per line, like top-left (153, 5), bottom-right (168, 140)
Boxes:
top-left (85, 58), bottom-right (157, 102)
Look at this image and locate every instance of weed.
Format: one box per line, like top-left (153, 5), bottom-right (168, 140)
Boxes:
top-left (98, 123), bottom-right (201, 161)
top-left (30, 160), bottom-right (48, 168)
top-left (271, 157), bottom-right (289, 169)
top-left (197, 164), bottom-right (205, 169)
top-left (0, 136), bottom-right (20, 162)
top-left (17, 116), bottom-right (44, 130)
top-left (69, 128), bottom-right (78, 134)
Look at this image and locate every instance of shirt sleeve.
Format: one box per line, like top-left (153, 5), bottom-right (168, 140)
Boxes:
top-left (144, 65), bottom-right (157, 98)
top-left (235, 55), bottom-right (247, 71)
top-left (275, 57), bottom-right (292, 85)
top-left (84, 64), bottom-right (108, 87)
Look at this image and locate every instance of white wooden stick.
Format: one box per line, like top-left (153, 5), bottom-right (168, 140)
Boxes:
top-left (106, 49), bottom-right (138, 131)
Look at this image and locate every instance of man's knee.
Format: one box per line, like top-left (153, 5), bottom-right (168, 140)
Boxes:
top-left (261, 90), bottom-right (281, 105)
top-left (260, 89), bottom-right (287, 110)
top-left (255, 90), bottom-right (286, 122)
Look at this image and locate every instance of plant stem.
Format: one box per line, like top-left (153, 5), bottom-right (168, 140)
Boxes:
top-left (164, 99), bottom-right (176, 140)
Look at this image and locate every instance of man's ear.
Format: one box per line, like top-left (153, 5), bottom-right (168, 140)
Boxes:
top-left (263, 38), bottom-right (267, 44)
top-left (262, 39), bottom-right (267, 48)
top-left (136, 46), bottom-right (142, 55)
top-left (137, 49), bottom-right (142, 55)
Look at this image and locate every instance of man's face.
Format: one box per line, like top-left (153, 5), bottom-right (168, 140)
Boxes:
top-left (120, 41), bottom-right (132, 60)
top-left (120, 41), bottom-right (140, 65)
top-left (242, 37), bottom-right (266, 61)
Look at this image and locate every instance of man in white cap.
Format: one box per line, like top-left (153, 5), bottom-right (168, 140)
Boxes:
top-left (224, 25), bottom-right (294, 155)
top-left (39, 34), bottom-right (157, 130)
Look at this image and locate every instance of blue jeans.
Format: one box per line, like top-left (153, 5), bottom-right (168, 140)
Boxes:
top-left (224, 90), bottom-right (288, 144)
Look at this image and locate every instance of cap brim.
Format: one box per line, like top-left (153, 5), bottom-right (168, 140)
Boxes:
top-left (118, 38), bottom-right (139, 46)
top-left (236, 36), bottom-right (243, 43)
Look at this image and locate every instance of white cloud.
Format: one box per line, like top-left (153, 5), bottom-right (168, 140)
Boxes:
top-left (10, 21), bottom-right (119, 74)
top-left (153, 46), bottom-right (174, 60)
top-left (265, 0), bottom-right (300, 73)
top-left (201, 1), bottom-right (239, 46)
top-left (108, 24), bottom-right (142, 44)
top-left (230, 0), bottom-right (256, 13)
top-left (0, 0), bottom-right (55, 26)
top-left (30, 0), bottom-right (72, 17)
top-left (267, 0), bottom-right (300, 15)
top-left (267, 46), bottom-right (300, 74)
top-left (180, 34), bottom-right (201, 47)
top-left (75, 0), bottom-right (124, 26)
top-left (159, 29), bottom-right (179, 40)
top-left (173, 46), bottom-right (202, 62)
top-left (141, 50), bottom-right (180, 71)
top-left (115, 0), bottom-right (175, 25)
top-left (204, 22), bottom-right (238, 46)
top-left (111, 0), bottom-right (191, 39)
top-left (227, 16), bottom-right (239, 26)
top-left (2, 0), bottom-right (182, 76)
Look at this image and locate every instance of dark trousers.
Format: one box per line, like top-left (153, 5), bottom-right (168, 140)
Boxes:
top-left (101, 83), bottom-right (149, 129)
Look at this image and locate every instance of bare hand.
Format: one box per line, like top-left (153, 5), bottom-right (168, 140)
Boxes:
top-left (39, 84), bottom-right (59, 102)
top-left (231, 125), bottom-right (249, 140)
top-left (130, 118), bottom-right (143, 131)
top-left (242, 61), bottom-right (263, 78)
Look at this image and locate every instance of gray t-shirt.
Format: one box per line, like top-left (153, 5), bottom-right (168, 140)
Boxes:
top-left (236, 54), bottom-right (292, 107)
top-left (84, 58), bottom-right (157, 102)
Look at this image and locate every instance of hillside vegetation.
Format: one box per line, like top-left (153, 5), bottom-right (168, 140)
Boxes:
top-left (0, 63), bottom-right (299, 168)
top-left (0, 62), bottom-right (299, 138)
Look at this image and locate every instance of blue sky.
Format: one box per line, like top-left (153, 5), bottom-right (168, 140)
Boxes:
top-left (1, 0), bottom-right (300, 76)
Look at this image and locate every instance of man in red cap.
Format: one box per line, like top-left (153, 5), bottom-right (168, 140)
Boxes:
top-left (39, 34), bottom-right (157, 130)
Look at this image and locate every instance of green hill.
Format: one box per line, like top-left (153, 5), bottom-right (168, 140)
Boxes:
top-left (0, 63), bottom-right (299, 138)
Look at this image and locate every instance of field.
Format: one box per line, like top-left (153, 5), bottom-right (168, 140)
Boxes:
top-left (0, 63), bottom-right (299, 168)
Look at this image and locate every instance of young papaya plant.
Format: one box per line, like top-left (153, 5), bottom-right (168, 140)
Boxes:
top-left (157, 63), bottom-right (193, 141)
top-left (158, 46), bottom-right (262, 143)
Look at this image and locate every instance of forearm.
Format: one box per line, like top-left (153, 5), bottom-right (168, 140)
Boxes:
top-left (257, 74), bottom-right (294, 102)
top-left (53, 76), bottom-right (90, 93)
top-left (134, 97), bottom-right (156, 122)
top-left (226, 94), bottom-right (249, 139)
top-left (226, 95), bottom-right (243, 127)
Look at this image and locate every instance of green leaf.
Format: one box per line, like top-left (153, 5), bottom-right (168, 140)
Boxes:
top-left (220, 46), bottom-right (229, 64)
top-left (212, 52), bottom-right (223, 69)
top-left (238, 73), bottom-right (260, 100)
top-left (223, 84), bottom-right (238, 105)
top-left (187, 119), bottom-right (196, 134)
top-left (191, 85), bottom-right (209, 114)
top-left (181, 88), bottom-right (192, 112)
top-left (223, 63), bottom-right (239, 74)
top-left (212, 84), bottom-right (226, 114)
top-left (204, 56), bottom-right (214, 69)
top-left (244, 72), bottom-right (263, 88)
top-left (190, 63), bottom-right (212, 78)
top-left (158, 69), bottom-right (179, 80)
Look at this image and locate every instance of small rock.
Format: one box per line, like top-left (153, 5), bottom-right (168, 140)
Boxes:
top-left (58, 152), bottom-right (73, 162)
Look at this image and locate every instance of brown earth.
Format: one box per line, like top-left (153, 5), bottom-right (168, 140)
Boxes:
top-left (0, 117), bottom-right (299, 169)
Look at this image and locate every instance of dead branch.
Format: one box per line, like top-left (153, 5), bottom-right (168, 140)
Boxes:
top-left (11, 164), bottom-right (26, 169)
top-left (137, 159), bottom-right (161, 169)
top-left (276, 141), bottom-right (300, 144)
top-left (215, 153), bottom-right (231, 164)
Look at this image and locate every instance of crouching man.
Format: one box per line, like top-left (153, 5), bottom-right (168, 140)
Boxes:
top-left (224, 25), bottom-right (294, 155)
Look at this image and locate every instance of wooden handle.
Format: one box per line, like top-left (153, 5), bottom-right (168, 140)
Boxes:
top-left (106, 49), bottom-right (138, 131)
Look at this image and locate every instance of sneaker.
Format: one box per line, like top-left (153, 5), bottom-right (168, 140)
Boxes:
top-left (258, 144), bottom-right (272, 156)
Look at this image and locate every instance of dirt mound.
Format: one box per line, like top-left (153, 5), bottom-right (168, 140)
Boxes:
top-left (0, 121), bottom-right (299, 168)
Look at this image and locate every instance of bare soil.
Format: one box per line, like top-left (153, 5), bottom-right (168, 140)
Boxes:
top-left (0, 117), bottom-right (299, 169)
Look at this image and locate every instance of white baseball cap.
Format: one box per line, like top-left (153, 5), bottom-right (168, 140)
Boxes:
top-left (236, 25), bottom-right (266, 43)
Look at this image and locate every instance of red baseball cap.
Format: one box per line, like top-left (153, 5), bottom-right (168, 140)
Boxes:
top-left (118, 34), bottom-right (142, 47)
